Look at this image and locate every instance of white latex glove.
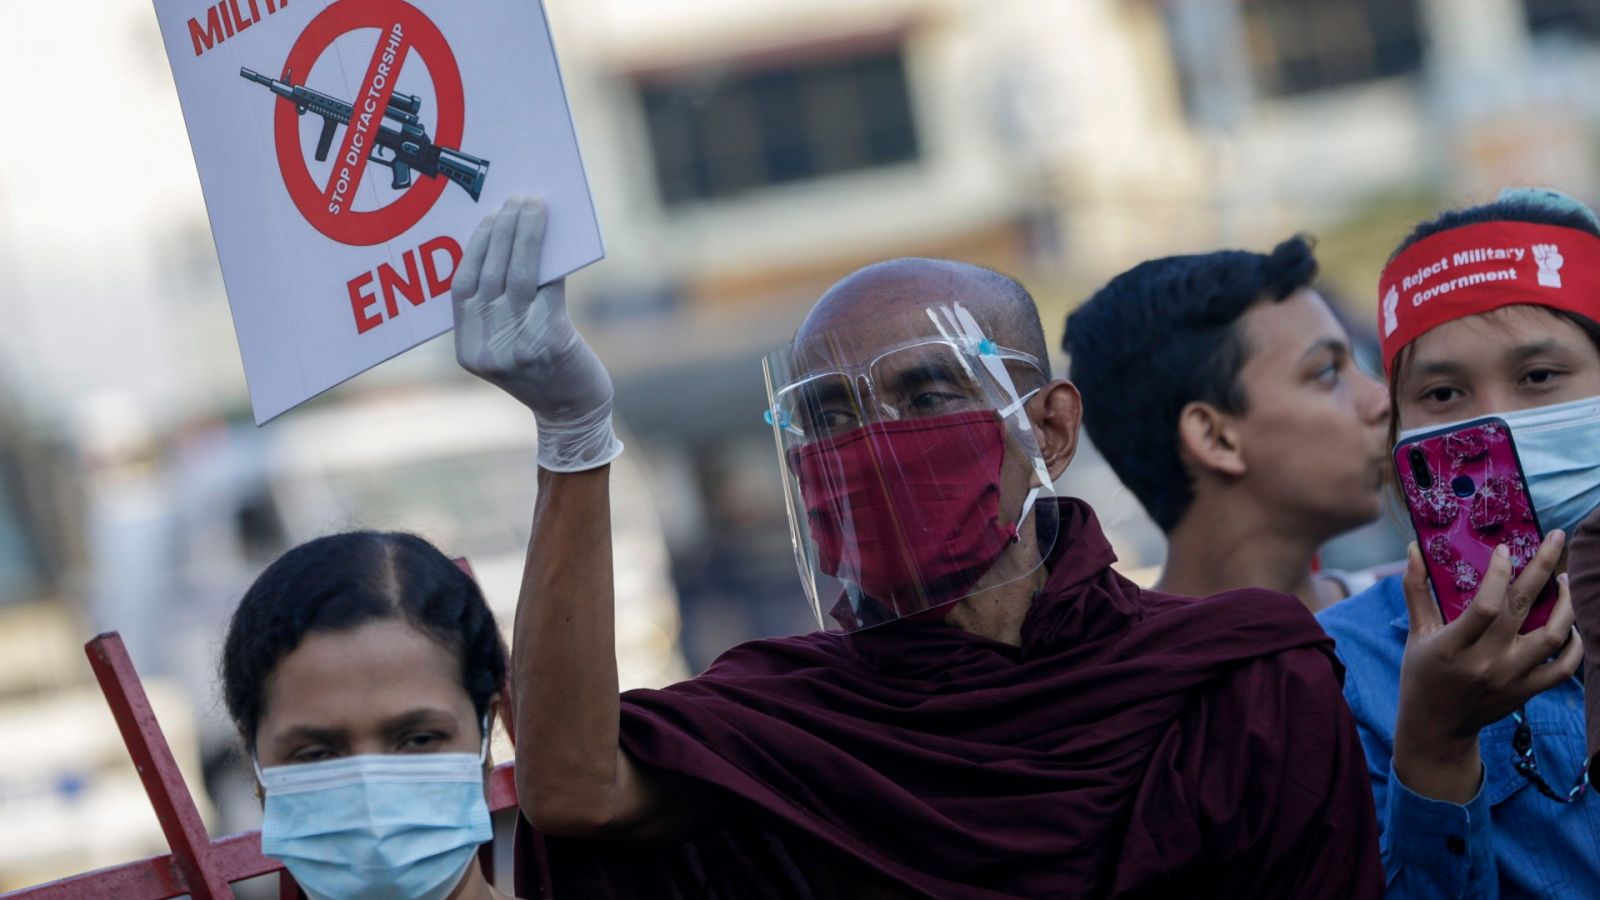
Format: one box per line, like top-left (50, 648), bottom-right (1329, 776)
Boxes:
top-left (452, 196), bottom-right (623, 472)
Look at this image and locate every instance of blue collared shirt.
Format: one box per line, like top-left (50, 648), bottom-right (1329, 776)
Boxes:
top-left (1318, 575), bottom-right (1600, 898)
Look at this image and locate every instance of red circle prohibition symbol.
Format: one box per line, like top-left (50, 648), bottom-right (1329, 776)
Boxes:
top-left (274, 0), bottom-right (464, 246)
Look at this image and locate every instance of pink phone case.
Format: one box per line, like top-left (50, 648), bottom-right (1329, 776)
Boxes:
top-left (1394, 417), bottom-right (1556, 634)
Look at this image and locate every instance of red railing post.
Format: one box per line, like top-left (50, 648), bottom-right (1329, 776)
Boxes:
top-left (82, 633), bottom-right (236, 900)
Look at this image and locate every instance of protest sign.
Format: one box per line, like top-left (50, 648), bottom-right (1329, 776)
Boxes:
top-left (151, 0), bottom-right (603, 423)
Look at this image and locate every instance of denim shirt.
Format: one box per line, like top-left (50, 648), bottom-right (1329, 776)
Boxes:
top-left (1318, 575), bottom-right (1600, 898)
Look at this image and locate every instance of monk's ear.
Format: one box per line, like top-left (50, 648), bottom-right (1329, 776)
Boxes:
top-left (1176, 401), bottom-right (1246, 479)
top-left (1028, 380), bottom-right (1081, 481)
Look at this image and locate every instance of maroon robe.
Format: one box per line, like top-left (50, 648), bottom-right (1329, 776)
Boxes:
top-left (540, 501), bottom-right (1382, 898)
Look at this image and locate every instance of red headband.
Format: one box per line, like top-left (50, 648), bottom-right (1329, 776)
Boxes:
top-left (1377, 221), bottom-right (1600, 376)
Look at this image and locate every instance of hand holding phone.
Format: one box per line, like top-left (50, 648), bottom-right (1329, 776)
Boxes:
top-left (1391, 532), bottom-right (1582, 803)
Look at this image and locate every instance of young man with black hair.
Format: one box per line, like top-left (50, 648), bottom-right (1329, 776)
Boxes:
top-left (1063, 237), bottom-right (1391, 612)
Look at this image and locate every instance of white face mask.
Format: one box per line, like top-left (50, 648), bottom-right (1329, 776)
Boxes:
top-left (1398, 394), bottom-right (1600, 537)
top-left (255, 722), bottom-right (492, 900)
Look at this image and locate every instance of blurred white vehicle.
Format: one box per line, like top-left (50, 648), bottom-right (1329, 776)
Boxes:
top-left (264, 384), bottom-right (688, 693)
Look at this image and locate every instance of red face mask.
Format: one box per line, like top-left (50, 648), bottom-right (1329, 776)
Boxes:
top-left (788, 410), bottom-right (1019, 618)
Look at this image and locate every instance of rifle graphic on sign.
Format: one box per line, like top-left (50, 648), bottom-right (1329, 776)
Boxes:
top-left (241, 67), bottom-right (489, 201)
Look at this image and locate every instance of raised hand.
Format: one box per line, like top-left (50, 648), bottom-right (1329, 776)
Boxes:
top-left (1392, 531), bottom-right (1582, 802)
top-left (452, 196), bottom-right (622, 472)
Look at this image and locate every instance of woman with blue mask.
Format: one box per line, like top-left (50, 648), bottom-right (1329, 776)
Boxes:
top-left (221, 530), bottom-right (516, 900)
top-left (1318, 188), bottom-right (1600, 898)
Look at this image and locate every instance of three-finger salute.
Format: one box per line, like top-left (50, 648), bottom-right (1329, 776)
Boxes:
top-left (453, 196), bottom-right (623, 472)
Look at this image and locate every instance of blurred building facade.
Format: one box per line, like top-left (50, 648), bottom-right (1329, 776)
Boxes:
top-left (564, 0), bottom-right (1600, 348)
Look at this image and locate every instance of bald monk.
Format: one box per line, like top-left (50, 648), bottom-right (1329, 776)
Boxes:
top-left (452, 196), bottom-right (1384, 898)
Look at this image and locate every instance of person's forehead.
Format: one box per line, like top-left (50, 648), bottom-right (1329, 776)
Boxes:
top-left (791, 316), bottom-right (948, 371)
top-left (1238, 289), bottom-right (1345, 370)
top-left (1408, 305), bottom-right (1592, 371)
top-left (793, 263), bottom-right (1002, 367)
top-left (259, 620), bottom-right (472, 736)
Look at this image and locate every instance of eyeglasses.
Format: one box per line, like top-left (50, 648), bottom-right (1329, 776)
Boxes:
top-left (1510, 707), bottom-right (1589, 803)
top-left (765, 337), bottom-right (1043, 441)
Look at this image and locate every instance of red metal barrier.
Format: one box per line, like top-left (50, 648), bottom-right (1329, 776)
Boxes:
top-left (0, 631), bottom-right (533, 899)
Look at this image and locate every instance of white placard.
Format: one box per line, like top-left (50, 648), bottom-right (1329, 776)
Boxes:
top-left (151, 0), bottom-right (603, 423)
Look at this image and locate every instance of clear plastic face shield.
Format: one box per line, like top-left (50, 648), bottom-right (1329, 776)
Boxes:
top-left (763, 303), bottom-right (1059, 632)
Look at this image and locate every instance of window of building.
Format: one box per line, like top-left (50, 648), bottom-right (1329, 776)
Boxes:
top-left (638, 44), bottom-right (920, 206)
top-left (1525, 0), bottom-right (1600, 40)
top-left (1241, 0), bottom-right (1424, 97)
top-left (0, 459), bottom-right (43, 606)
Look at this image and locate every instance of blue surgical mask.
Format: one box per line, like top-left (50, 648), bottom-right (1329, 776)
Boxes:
top-left (1398, 394), bottom-right (1600, 537)
top-left (255, 724), bottom-right (492, 900)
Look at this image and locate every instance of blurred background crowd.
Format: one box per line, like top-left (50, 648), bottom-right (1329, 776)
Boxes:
top-left (4, 0), bottom-right (1600, 888)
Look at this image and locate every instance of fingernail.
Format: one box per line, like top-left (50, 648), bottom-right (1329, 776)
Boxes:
top-left (508, 194), bottom-right (525, 207)
top-left (1553, 529), bottom-right (1567, 547)
top-left (1496, 544), bottom-right (1510, 559)
top-left (1560, 573), bottom-right (1570, 586)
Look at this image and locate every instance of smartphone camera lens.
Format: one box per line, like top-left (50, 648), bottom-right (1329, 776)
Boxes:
top-left (1408, 448), bottom-right (1433, 489)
